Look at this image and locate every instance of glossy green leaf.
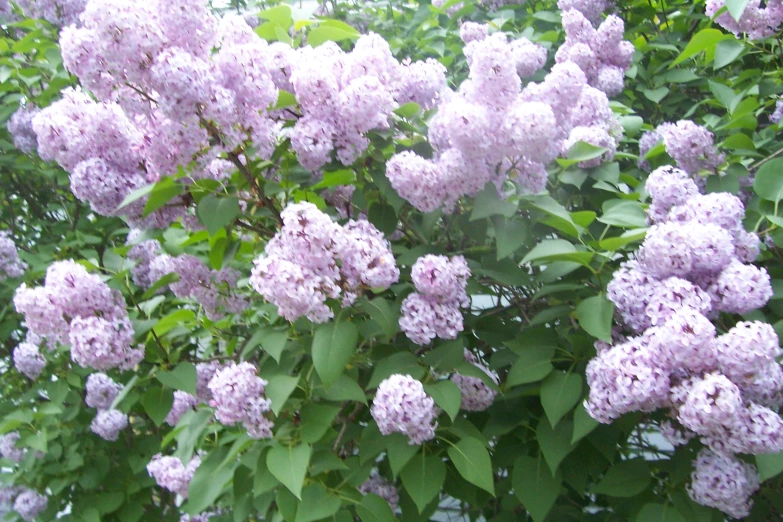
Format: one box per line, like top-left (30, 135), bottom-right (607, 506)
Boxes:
top-left (447, 437), bottom-right (495, 495)
top-left (505, 346), bottom-right (555, 387)
top-left (155, 362), bottom-right (197, 396)
top-left (512, 455), bottom-right (562, 522)
top-left (575, 294), bottom-right (614, 342)
top-left (594, 459), bottom-right (651, 497)
top-left (142, 386), bottom-right (174, 426)
top-left (197, 195), bottom-right (240, 236)
top-left (754, 158), bottom-right (783, 203)
top-left (266, 375), bottom-right (300, 416)
top-left (294, 483), bottom-right (342, 522)
top-left (537, 419), bottom-right (575, 475)
top-left (424, 380), bottom-right (462, 422)
top-left (312, 322), bottom-right (358, 388)
top-left (267, 443), bottom-right (311, 499)
top-left (540, 372), bottom-right (583, 428)
top-left (357, 493), bottom-right (397, 522)
top-left (400, 453), bottom-right (446, 513)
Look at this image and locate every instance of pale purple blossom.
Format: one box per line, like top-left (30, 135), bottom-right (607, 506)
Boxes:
top-left (85, 372), bottom-right (122, 410)
top-left (90, 409), bottom-right (128, 441)
top-left (13, 343), bottom-right (45, 380)
top-left (147, 454), bottom-right (201, 498)
top-left (208, 362), bottom-right (273, 439)
top-left (371, 374), bottom-right (437, 445)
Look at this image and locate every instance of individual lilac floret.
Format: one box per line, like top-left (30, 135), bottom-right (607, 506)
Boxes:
top-left (208, 362), bottom-right (273, 439)
top-left (0, 432), bottom-right (25, 463)
top-left (85, 372), bottom-right (122, 409)
top-left (147, 454), bottom-right (201, 498)
top-left (166, 391), bottom-right (198, 426)
top-left (688, 449), bottom-right (760, 519)
top-left (12, 489), bottom-right (48, 522)
top-left (7, 105), bottom-right (40, 154)
top-left (709, 261), bottom-right (772, 314)
top-left (451, 350), bottom-right (499, 412)
top-left (0, 232), bottom-right (27, 281)
top-left (90, 409), bottom-right (128, 441)
top-left (371, 374), bottom-right (437, 445)
top-left (715, 321), bottom-right (781, 385)
top-left (359, 472), bottom-right (400, 511)
top-left (13, 343), bottom-right (45, 380)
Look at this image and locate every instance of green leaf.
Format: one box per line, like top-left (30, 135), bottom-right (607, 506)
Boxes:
top-left (368, 203), bottom-right (398, 235)
top-left (424, 380), bottom-right (462, 422)
top-left (599, 229), bottom-right (648, 251)
top-left (400, 453), bottom-right (446, 513)
top-left (642, 87), bottom-right (669, 103)
top-left (294, 483), bottom-right (342, 522)
top-left (540, 372), bottom-right (583, 428)
top-left (524, 195), bottom-right (581, 237)
top-left (266, 375), bottom-right (300, 416)
top-left (726, 0), bottom-right (751, 21)
top-left (512, 455), bottom-right (562, 522)
top-left (754, 158), bottom-right (783, 203)
top-left (521, 239), bottom-right (576, 264)
top-left (368, 352), bottom-right (424, 389)
top-left (299, 403), bottom-right (341, 443)
top-left (307, 20), bottom-right (360, 46)
top-left (471, 184), bottom-right (518, 221)
top-left (597, 200), bottom-right (648, 228)
top-left (259, 5), bottom-right (293, 28)
top-left (594, 459), bottom-right (651, 497)
top-left (358, 298), bottom-right (399, 340)
top-left (186, 447), bottom-right (233, 514)
top-left (495, 217), bottom-right (529, 259)
top-left (318, 374), bottom-right (367, 404)
top-left (505, 345), bottom-right (555, 387)
top-left (560, 141), bottom-right (607, 167)
top-left (422, 340), bottom-right (465, 372)
top-left (143, 177), bottom-right (184, 217)
top-left (572, 403), bottom-right (600, 444)
top-left (537, 419), bottom-right (575, 475)
top-left (756, 449), bottom-right (783, 480)
top-left (312, 322), bottom-right (359, 388)
top-left (636, 503), bottom-right (686, 522)
top-left (197, 195), bottom-right (240, 236)
top-left (714, 39), bottom-right (744, 70)
top-left (387, 433), bottom-right (419, 477)
top-left (312, 169), bottom-right (356, 190)
top-left (447, 437), bottom-right (495, 495)
top-left (117, 183), bottom-right (155, 210)
top-left (142, 386), bottom-right (174, 426)
top-left (672, 29), bottom-right (731, 66)
top-left (260, 331), bottom-right (289, 363)
top-left (155, 362), bottom-right (197, 396)
top-left (575, 294), bottom-right (614, 342)
top-left (394, 102), bottom-right (421, 118)
top-left (357, 493), bottom-right (397, 522)
top-left (267, 443), bottom-right (311, 499)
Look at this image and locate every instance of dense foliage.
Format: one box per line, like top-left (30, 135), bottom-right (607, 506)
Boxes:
top-left (3, 0), bottom-right (783, 521)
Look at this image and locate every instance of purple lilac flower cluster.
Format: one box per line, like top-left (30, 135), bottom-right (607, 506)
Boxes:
top-left (688, 449), bottom-right (760, 518)
top-left (557, 0), bottom-right (610, 24)
top-left (638, 120), bottom-right (724, 179)
top-left (371, 374), bottom-right (437, 445)
top-left (147, 454), bottom-right (201, 498)
top-left (450, 349), bottom-right (499, 412)
top-left (706, 0), bottom-right (783, 40)
top-left (288, 33), bottom-right (446, 171)
top-left (13, 343), bottom-right (45, 380)
top-left (0, 432), bottom-right (25, 463)
top-left (399, 255), bottom-right (470, 345)
top-left (90, 408), bottom-right (128, 441)
top-left (250, 202), bottom-right (399, 323)
top-left (148, 253), bottom-right (248, 320)
top-left (7, 106), bottom-right (40, 154)
top-left (126, 231), bottom-right (160, 288)
top-left (556, 9), bottom-right (634, 96)
top-left (207, 362), bottom-right (273, 439)
top-left (14, 260), bottom-right (144, 371)
top-left (166, 391), bottom-right (199, 426)
top-left (0, 232), bottom-right (27, 281)
top-left (359, 473), bottom-right (400, 511)
top-left (772, 98), bottom-right (783, 124)
top-left (589, 166), bottom-right (780, 517)
top-left (13, 489), bottom-right (48, 521)
top-left (15, 0), bottom-right (85, 26)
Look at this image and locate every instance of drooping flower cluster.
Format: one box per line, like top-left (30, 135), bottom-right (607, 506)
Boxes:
top-left (706, 0), bottom-right (783, 40)
top-left (0, 432), bottom-right (25, 463)
top-left (14, 261), bottom-right (143, 370)
top-left (638, 120), bottom-right (724, 178)
top-left (250, 202), bottom-right (399, 323)
top-left (688, 449), bottom-right (760, 519)
top-left (90, 408), bottom-right (128, 441)
top-left (589, 166), bottom-right (780, 517)
top-left (450, 349), bottom-right (499, 412)
top-left (12, 489), bottom-right (48, 522)
top-left (387, 24), bottom-right (622, 212)
top-left (148, 254), bottom-right (248, 320)
top-left (85, 372), bottom-right (121, 409)
top-left (13, 343), bottom-right (45, 380)
top-left (557, 0), bottom-right (610, 24)
top-left (0, 232), bottom-right (27, 281)
top-left (147, 454), bottom-right (201, 498)
top-left (207, 362), bottom-right (273, 439)
top-left (126, 231), bottom-right (160, 288)
top-left (288, 33), bottom-right (446, 171)
top-left (399, 255), bottom-right (470, 345)
top-left (7, 105), bottom-right (40, 154)
top-left (371, 374), bottom-right (437, 445)
top-left (359, 473), bottom-right (400, 511)
top-left (556, 9), bottom-right (634, 96)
